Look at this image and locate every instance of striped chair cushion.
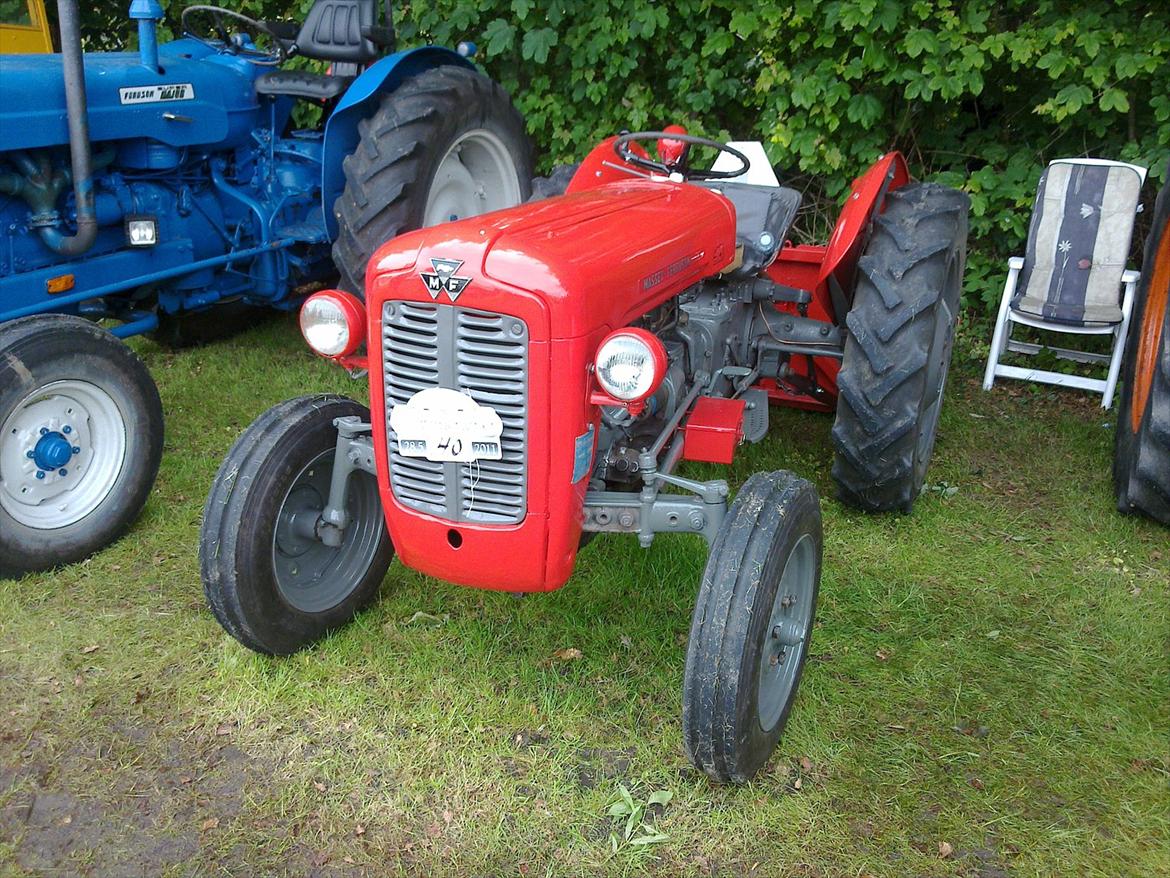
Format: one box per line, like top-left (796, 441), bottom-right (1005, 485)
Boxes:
top-left (1012, 161), bottom-right (1143, 326)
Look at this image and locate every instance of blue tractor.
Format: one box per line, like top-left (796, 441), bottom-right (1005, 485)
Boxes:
top-left (0, 0), bottom-right (532, 577)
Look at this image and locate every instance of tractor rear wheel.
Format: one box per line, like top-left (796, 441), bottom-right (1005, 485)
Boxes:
top-left (333, 65), bottom-right (532, 295)
top-left (682, 471), bottom-right (822, 783)
top-left (1114, 168), bottom-right (1170, 525)
top-left (0, 315), bottom-right (163, 578)
top-left (199, 395), bottom-right (394, 654)
top-left (831, 182), bottom-right (970, 512)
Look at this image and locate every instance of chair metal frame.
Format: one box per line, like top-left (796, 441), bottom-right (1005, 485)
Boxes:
top-left (982, 158), bottom-right (1148, 409)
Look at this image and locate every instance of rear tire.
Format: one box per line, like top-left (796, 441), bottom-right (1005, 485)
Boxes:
top-left (333, 65), bottom-right (532, 295)
top-left (682, 472), bottom-right (822, 783)
top-left (0, 315), bottom-right (162, 578)
top-left (1114, 167), bottom-right (1170, 525)
top-left (199, 395), bottom-right (394, 654)
top-left (831, 182), bottom-right (970, 512)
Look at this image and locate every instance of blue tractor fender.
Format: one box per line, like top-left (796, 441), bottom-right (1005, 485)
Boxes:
top-left (321, 46), bottom-right (474, 240)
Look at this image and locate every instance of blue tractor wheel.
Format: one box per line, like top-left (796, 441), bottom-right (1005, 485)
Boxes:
top-left (0, 315), bottom-right (163, 578)
top-left (332, 65), bottom-right (533, 295)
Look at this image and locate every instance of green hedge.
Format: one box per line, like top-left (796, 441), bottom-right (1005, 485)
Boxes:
top-left (83, 1), bottom-right (1170, 316)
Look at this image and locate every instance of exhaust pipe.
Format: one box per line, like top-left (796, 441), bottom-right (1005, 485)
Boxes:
top-left (46, 0), bottom-right (98, 256)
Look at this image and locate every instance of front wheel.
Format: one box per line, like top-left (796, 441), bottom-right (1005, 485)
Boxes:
top-left (682, 471), bottom-right (822, 783)
top-left (0, 315), bottom-right (163, 578)
top-left (332, 65), bottom-right (533, 295)
top-left (199, 395), bottom-right (394, 654)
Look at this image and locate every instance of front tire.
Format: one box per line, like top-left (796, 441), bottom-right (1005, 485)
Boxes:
top-left (831, 182), bottom-right (970, 512)
top-left (333, 65), bottom-right (533, 294)
top-left (0, 315), bottom-right (163, 579)
top-left (1114, 166), bottom-right (1170, 525)
top-left (199, 395), bottom-right (394, 654)
top-left (682, 472), bottom-right (822, 783)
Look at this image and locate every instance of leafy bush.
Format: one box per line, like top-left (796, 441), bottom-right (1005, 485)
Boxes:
top-left (79, 0), bottom-right (1169, 316)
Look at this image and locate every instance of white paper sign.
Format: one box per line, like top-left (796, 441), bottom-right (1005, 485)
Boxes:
top-left (389, 387), bottom-right (503, 463)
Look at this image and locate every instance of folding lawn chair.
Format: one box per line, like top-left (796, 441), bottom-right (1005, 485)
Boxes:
top-left (982, 158), bottom-right (1148, 408)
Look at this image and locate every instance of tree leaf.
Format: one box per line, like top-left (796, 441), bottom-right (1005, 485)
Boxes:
top-left (521, 27), bottom-right (557, 64)
top-left (481, 19), bottom-right (515, 57)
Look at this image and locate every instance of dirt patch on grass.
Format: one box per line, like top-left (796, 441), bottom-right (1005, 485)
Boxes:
top-left (0, 717), bottom-right (351, 877)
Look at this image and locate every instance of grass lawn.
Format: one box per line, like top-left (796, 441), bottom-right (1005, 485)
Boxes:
top-left (1, 315), bottom-right (1167, 877)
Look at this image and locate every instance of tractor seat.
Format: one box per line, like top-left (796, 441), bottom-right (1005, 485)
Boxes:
top-left (697, 181), bottom-right (802, 277)
top-left (255, 0), bottom-right (384, 101)
top-left (291, 0), bottom-right (380, 63)
top-left (255, 69), bottom-right (353, 101)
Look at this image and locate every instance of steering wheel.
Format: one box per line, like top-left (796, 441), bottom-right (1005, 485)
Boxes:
top-left (181, 5), bottom-right (286, 65)
top-left (613, 131), bottom-right (750, 181)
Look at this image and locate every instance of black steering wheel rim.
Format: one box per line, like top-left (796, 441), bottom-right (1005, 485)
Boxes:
top-left (613, 131), bottom-right (751, 181)
top-left (181, 4), bottom-right (285, 65)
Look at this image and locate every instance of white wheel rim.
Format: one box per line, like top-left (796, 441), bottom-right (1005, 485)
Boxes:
top-left (0, 379), bottom-right (127, 529)
top-left (423, 128), bottom-right (523, 227)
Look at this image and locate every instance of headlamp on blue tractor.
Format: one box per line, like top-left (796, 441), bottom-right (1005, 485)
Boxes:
top-left (124, 215), bottom-right (158, 247)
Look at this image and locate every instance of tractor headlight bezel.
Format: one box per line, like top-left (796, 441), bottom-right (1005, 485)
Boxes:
top-left (593, 328), bottom-right (667, 404)
top-left (299, 290), bottom-right (365, 359)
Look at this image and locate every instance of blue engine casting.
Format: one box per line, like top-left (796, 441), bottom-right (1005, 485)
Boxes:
top-left (0, 0), bottom-right (471, 337)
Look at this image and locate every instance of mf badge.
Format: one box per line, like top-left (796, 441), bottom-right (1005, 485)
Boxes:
top-left (421, 258), bottom-right (472, 302)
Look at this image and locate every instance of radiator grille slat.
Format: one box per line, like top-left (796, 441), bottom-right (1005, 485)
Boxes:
top-left (382, 301), bottom-right (528, 525)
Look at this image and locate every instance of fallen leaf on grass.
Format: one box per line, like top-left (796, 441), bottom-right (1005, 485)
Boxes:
top-left (938, 841), bottom-right (954, 858)
top-left (799, 756), bottom-right (814, 773)
top-left (552, 647), bottom-right (582, 662)
top-left (215, 721), bottom-right (236, 737)
top-left (875, 648), bottom-right (891, 661)
top-left (968, 775), bottom-right (985, 790)
top-left (200, 818), bottom-right (219, 831)
top-left (313, 781), bottom-right (326, 792)
top-left (354, 823), bottom-right (366, 837)
top-left (81, 645), bottom-right (100, 654)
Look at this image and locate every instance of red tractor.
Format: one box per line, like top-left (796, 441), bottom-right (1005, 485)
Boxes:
top-left (200, 131), bottom-right (969, 782)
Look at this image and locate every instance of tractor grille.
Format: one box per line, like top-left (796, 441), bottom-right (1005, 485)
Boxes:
top-left (382, 301), bottom-right (528, 525)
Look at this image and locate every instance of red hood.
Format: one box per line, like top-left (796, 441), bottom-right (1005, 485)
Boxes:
top-left (367, 179), bottom-right (737, 339)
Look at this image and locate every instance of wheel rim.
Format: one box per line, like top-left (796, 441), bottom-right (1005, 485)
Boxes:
top-left (0, 379), bottom-right (126, 530)
top-left (423, 129), bottom-right (522, 227)
top-left (271, 450), bottom-right (385, 614)
top-left (756, 533), bottom-right (817, 732)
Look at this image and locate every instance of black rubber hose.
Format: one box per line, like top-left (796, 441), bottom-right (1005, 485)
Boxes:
top-left (50, 0), bottom-right (98, 256)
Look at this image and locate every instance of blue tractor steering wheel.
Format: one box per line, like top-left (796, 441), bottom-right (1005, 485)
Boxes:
top-left (180, 5), bottom-right (286, 65)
